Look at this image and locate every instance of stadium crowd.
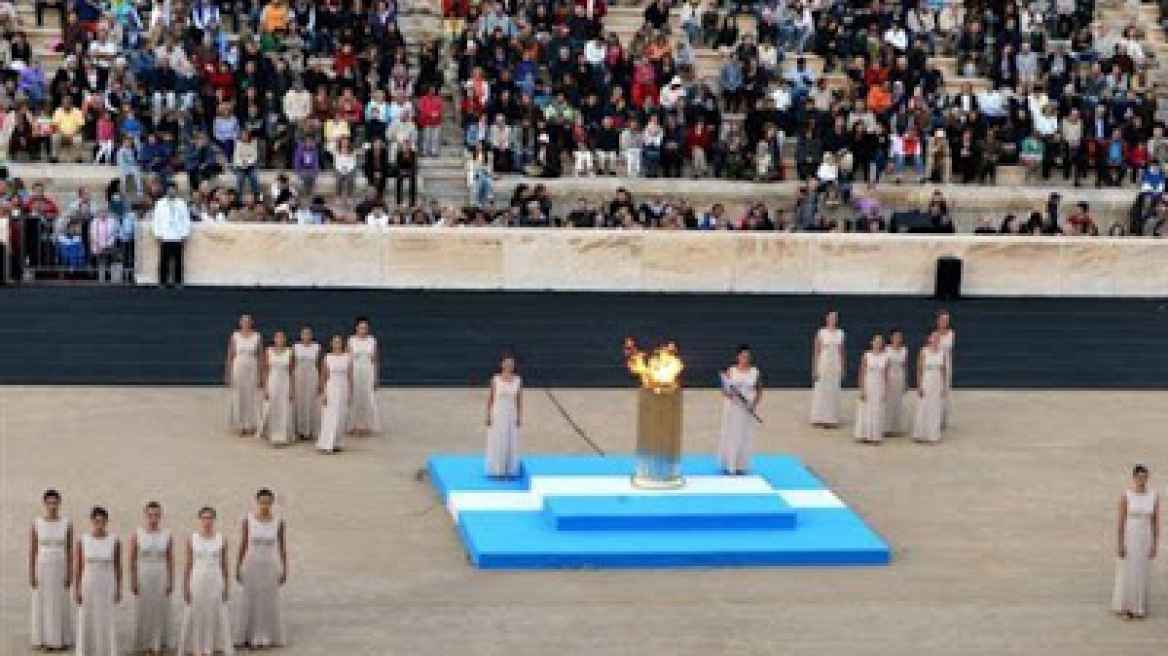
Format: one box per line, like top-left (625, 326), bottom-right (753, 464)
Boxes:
top-left (3, 0), bottom-right (1168, 281)
top-left (450, 0), bottom-right (1166, 202)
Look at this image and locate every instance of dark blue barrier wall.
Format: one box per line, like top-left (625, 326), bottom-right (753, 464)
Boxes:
top-left (1, 287), bottom-right (1165, 388)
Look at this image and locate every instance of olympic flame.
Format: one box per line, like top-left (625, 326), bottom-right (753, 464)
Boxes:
top-left (624, 338), bottom-right (684, 392)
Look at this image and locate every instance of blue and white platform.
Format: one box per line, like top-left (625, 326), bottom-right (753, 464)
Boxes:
top-left (428, 455), bottom-right (891, 569)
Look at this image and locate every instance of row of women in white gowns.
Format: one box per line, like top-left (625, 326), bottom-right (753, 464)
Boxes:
top-left (32, 519), bottom-right (282, 655)
top-left (262, 341), bottom-right (332, 444)
top-left (30, 520), bottom-right (169, 654)
top-left (173, 516), bottom-right (286, 654)
top-left (810, 326), bottom-right (951, 439)
top-left (853, 345), bottom-right (947, 444)
top-left (229, 334), bottom-right (380, 448)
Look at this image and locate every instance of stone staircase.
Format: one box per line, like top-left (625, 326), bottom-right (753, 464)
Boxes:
top-left (599, 6), bottom-right (987, 92)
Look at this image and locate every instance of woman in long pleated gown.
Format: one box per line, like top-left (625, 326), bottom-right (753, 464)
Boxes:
top-left (30, 488), bottom-right (73, 650)
top-left (912, 332), bottom-right (947, 444)
top-left (719, 345), bottom-right (762, 474)
top-left (810, 311), bottom-right (845, 428)
top-left (131, 501), bottom-right (173, 656)
top-left (936, 310), bottom-right (956, 427)
top-left (259, 331), bottom-right (295, 446)
top-left (347, 318), bottom-right (380, 435)
top-left (853, 334), bottom-right (888, 444)
top-left (74, 507), bottom-right (120, 656)
top-left (1113, 465), bottom-right (1159, 620)
top-left (485, 355), bottom-right (523, 478)
top-left (883, 330), bottom-right (909, 435)
top-left (226, 314), bottom-right (263, 436)
top-left (235, 489), bottom-right (287, 648)
top-left (317, 336), bottom-right (353, 454)
top-left (292, 328), bottom-right (321, 441)
top-left (177, 507), bottom-right (232, 656)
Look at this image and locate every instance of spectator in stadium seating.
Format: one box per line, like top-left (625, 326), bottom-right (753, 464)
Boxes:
top-left (233, 130), bottom-right (261, 198)
top-left (49, 95), bottom-right (84, 163)
top-left (292, 134), bottom-right (321, 197)
top-left (1065, 202), bottom-right (1097, 235)
top-left (115, 135), bottom-right (144, 200)
top-left (89, 205), bottom-right (119, 282)
top-left (395, 139), bottom-right (418, 207)
top-left (416, 87), bottom-right (444, 157)
top-left (184, 132), bottom-right (223, 192)
top-left (333, 138), bottom-right (358, 202)
top-left (364, 138), bottom-right (391, 200)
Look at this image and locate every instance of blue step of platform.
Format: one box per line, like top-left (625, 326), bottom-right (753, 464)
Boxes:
top-left (544, 494), bottom-right (798, 531)
top-left (458, 508), bottom-right (889, 569)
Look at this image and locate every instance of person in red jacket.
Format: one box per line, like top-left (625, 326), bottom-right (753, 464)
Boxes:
top-left (1127, 139), bottom-right (1150, 185)
top-left (333, 42), bottom-right (358, 77)
top-left (685, 121), bottom-right (714, 177)
top-left (416, 86), bottom-right (445, 157)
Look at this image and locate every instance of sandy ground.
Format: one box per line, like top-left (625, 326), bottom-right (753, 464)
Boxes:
top-left (3, 386), bottom-right (1168, 656)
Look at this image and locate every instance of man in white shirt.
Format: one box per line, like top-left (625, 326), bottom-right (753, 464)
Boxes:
top-left (977, 86), bottom-right (1009, 120)
top-left (883, 25), bottom-right (908, 52)
top-left (151, 183), bottom-right (192, 287)
top-left (282, 82), bottom-right (311, 126)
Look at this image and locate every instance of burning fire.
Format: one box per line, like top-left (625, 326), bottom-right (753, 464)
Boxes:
top-left (624, 338), bottom-right (684, 391)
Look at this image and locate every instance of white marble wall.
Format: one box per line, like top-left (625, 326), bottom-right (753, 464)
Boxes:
top-left (133, 224), bottom-right (1168, 297)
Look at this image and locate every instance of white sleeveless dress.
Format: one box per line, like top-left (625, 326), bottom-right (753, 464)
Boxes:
top-left (912, 348), bottom-right (946, 443)
top-left (30, 517), bottom-right (73, 649)
top-left (719, 366), bottom-right (760, 473)
top-left (884, 345), bottom-right (908, 434)
top-left (229, 332), bottom-right (262, 432)
top-left (292, 342), bottom-right (321, 439)
top-left (348, 336), bottom-right (380, 432)
top-left (938, 329), bottom-right (954, 427)
top-left (235, 515), bottom-right (285, 647)
top-left (76, 533), bottom-right (118, 656)
top-left (486, 375), bottom-right (522, 477)
top-left (177, 532), bottom-right (233, 656)
top-left (810, 328), bottom-right (844, 425)
top-left (260, 347), bottom-right (294, 445)
top-left (853, 352), bottom-right (887, 443)
top-left (1113, 490), bottom-right (1157, 615)
top-left (134, 528), bottom-right (172, 652)
top-left (317, 353), bottom-right (352, 452)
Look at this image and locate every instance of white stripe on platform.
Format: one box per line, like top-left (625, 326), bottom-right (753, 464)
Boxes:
top-left (777, 489), bottom-right (845, 509)
top-left (527, 475), bottom-right (775, 496)
top-left (444, 478), bottom-right (844, 523)
top-left (447, 491), bottom-right (542, 521)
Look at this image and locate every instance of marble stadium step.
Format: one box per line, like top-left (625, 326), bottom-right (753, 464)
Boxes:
top-left (5, 161), bottom-right (437, 201)
top-left (489, 174), bottom-right (1135, 230)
